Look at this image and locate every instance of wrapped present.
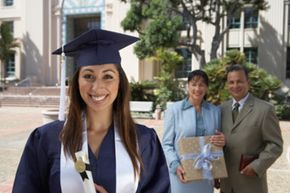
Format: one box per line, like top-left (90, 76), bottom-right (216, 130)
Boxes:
top-left (178, 136), bottom-right (228, 182)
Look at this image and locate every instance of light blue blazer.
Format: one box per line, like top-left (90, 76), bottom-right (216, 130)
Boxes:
top-left (162, 98), bottom-right (221, 193)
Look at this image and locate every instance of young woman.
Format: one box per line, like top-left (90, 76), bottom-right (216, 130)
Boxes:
top-left (12, 29), bottom-right (170, 193)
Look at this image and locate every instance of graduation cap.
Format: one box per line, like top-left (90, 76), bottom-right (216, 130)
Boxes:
top-left (52, 29), bottom-right (139, 68)
top-left (52, 29), bottom-right (139, 121)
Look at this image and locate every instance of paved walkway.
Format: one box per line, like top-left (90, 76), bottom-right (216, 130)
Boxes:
top-left (0, 106), bottom-right (289, 193)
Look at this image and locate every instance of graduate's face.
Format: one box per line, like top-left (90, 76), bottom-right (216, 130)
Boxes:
top-left (78, 64), bottom-right (120, 113)
top-left (226, 70), bottom-right (249, 101)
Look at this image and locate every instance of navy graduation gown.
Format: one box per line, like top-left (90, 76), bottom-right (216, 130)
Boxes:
top-left (88, 126), bottom-right (116, 193)
top-left (12, 121), bottom-right (170, 193)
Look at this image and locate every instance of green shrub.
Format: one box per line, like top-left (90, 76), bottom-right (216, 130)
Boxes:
top-left (153, 49), bottom-right (186, 110)
top-left (130, 80), bottom-right (158, 102)
top-left (275, 104), bottom-right (290, 120)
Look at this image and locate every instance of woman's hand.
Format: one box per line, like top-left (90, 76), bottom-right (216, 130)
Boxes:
top-left (210, 130), bottom-right (225, 147)
top-left (176, 165), bottom-right (187, 183)
top-left (95, 184), bottom-right (108, 193)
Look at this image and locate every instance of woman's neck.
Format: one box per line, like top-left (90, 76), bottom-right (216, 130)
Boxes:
top-left (189, 98), bottom-right (203, 112)
top-left (86, 109), bottom-right (113, 157)
top-left (86, 108), bottom-right (113, 132)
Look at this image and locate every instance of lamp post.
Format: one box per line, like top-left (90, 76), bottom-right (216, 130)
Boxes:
top-left (58, 0), bottom-right (67, 121)
top-left (58, 0), bottom-right (65, 85)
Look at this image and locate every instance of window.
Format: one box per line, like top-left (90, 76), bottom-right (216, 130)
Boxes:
top-left (65, 15), bottom-right (101, 77)
top-left (3, 0), bottom-right (13, 6)
top-left (73, 15), bottom-right (101, 37)
top-left (228, 7), bottom-right (258, 29)
top-left (244, 7), bottom-right (258, 28)
top-left (180, 13), bottom-right (191, 31)
top-left (286, 47), bottom-right (290, 79)
top-left (244, 47), bottom-right (258, 64)
top-left (175, 48), bottom-right (192, 78)
top-left (288, 5), bottom-right (290, 28)
top-left (227, 11), bottom-right (241, 29)
top-left (5, 53), bottom-right (15, 77)
top-left (3, 21), bottom-right (13, 34)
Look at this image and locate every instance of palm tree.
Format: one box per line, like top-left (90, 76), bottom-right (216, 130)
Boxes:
top-left (0, 22), bottom-right (19, 85)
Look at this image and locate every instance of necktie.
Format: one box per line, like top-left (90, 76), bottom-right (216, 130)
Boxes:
top-left (232, 102), bottom-right (240, 123)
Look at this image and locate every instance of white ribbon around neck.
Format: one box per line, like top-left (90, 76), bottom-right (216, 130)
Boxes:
top-left (60, 116), bottom-right (139, 193)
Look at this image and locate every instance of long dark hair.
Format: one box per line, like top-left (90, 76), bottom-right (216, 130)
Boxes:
top-left (60, 64), bottom-right (143, 176)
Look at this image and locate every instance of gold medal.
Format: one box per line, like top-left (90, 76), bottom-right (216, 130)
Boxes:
top-left (74, 159), bottom-right (86, 173)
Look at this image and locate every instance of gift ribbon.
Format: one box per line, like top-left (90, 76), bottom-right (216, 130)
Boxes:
top-left (180, 138), bottom-right (223, 180)
top-left (193, 143), bottom-right (219, 180)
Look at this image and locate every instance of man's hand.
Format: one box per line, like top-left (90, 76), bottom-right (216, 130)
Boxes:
top-left (210, 130), bottom-right (226, 147)
top-left (241, 165), bottom-right (257, 176)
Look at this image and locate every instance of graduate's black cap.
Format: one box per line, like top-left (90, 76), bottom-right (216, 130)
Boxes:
top-left (52, 29), bottom-right (139, 68)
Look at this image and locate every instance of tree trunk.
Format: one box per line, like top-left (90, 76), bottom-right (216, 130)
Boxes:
top-left (192, 47), bottom-right (206, 69)
top-left (210, 1), bottom-right (222, 60)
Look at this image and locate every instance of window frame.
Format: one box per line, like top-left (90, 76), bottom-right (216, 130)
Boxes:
top-left (5, 52), bottom-right (15, 78)
top-left (3, 21), bottom-right (14, 35)
top-left (227, 10), bottom-right (241, 29)
top-left (286, 47), bottom-right (290, 79)
top-left (244, 47), bottom-right (258, 64)
top-left (175, 47), bottom-right (192, 78)
top-left (244, 7), bottom-right (258, 28)
top-left (3, 0), bottom-right (13, 6)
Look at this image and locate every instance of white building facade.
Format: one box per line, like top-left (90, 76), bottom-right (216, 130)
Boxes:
top-left (0, 0), bottom-right (143, 86)
top-left (1, 0), bottom-right (290, 87)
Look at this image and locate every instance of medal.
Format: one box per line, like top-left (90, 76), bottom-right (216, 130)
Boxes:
top-left (74, 151), bottom-right (96, 193)
top-left (75, 159), bottom-right (86, 173)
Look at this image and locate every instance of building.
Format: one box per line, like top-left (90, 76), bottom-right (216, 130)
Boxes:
top-left (0, 0), bottom-right (144, 86)
top-left (191, 0), bottom-right (290, 88)
top-left (1, 0), bottom-right (290, 88)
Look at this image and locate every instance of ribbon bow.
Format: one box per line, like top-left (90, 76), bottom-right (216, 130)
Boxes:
top-left (193, 143), bottom-right (220, 180)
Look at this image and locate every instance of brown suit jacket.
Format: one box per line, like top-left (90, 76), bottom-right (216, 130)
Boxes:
top-left (220, 94), bottom-right (283, 193)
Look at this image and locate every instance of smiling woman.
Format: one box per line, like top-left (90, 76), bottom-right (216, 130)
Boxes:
top-left (78, 64), bottom-right (120, 113)
top-left (12, 29), bottom-right (171, 193)
top-left (162, 69), bottom-right (225, 193)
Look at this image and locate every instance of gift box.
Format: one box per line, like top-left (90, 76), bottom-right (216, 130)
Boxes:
top-left (178, 136), bottom-right (228, 182)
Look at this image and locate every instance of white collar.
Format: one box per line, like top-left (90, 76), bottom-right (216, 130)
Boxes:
top-left (232, 93), bottom-right (249, 110)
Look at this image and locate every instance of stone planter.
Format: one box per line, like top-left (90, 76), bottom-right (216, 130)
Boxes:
top-left (42, 109), bottom-right (59, 124)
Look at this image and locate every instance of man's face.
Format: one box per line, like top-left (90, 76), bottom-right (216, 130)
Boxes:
top-left (226, 70), bottom-right (249, 101)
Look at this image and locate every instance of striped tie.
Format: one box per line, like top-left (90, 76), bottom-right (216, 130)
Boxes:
top-left (232, 102), bottom-right (240, 123)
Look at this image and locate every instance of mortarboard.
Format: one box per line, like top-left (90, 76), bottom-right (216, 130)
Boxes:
top-left (52, 29), bottom-right (139, 121)
top-left (52, 29), bottom-right (139, 68)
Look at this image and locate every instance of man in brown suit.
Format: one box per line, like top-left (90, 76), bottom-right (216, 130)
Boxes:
top-left (220, 64), bottom-right (283, 193)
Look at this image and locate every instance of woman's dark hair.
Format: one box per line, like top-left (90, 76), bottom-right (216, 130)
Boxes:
top-left (187, 69), bottom-right (209, 86)
top-left (60, 64), bottom-right (143, 177)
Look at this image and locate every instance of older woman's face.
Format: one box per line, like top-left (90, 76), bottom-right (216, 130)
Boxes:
top-left (78, 64), bottom-right (120, 113)
top-left (187, 76), bottom-right (208, 103)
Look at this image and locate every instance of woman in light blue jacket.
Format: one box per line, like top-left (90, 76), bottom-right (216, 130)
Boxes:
top-left (162, 70), bottom-right (225, 193)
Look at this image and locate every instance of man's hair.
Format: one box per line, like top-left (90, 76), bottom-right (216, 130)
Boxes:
top-left (226, 64), bottom-right (249, 80)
